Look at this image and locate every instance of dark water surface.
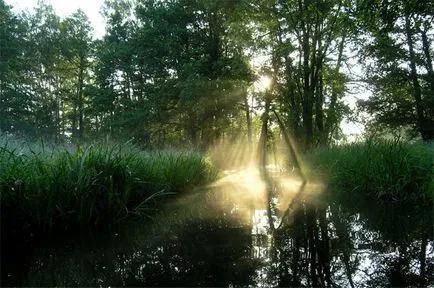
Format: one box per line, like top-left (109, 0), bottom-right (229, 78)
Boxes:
top-left (2, 167), bottom-right (433, 287)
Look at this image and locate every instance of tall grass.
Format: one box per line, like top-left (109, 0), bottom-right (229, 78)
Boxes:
top-left (303, 140), bottom-right (433, 241)
top-left (304, 140), bottom-right (433, 203)
top-left (0, 138), bottom-right (217, 229)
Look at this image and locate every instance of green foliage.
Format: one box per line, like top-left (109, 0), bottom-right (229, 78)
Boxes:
top-left (0, 138), bottom-right (217, 229)
top-left (0, 0), bottom-right (32, 133)
top-left (88, 0), bottom-right (254, 147)
top-left (249, 0), bottom-right (355, 148)
top-left (304, 140), bottom-right (433, 242)
top-left (357, 0), bottom-right (434, 140)
top-left (1, 0), bottom-right (432, 148)
top-left (0, 1), bottom-right (94, 140)
top-left (305, 140), bottom-right (433, 201)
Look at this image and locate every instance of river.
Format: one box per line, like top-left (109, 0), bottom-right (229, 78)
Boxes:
top-left (2, 166), bottom-right (433, 287)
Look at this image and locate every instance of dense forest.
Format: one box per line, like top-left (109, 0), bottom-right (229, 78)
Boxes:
top-left (1, 1), bottom-right (434, 287)
top-left (1, 0), bottom-right (432, 149)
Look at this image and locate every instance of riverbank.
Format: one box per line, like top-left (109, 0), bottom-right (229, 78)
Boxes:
top-left (0, 139), bottom-right (217, 230)
top-left (1, 138), bottom-right (433, 287)
top-left (304, 140), bottom-right (433, 202)
top-left (303, 140), bottom-right (433, 243)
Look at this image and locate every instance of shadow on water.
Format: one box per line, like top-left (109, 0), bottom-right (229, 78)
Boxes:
top-left (2, 164), bottom-right (433, 287)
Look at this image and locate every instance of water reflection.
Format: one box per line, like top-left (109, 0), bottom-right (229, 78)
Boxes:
top-left (2, 166), bottom-right (433, 287)
top-left (272, 195), bottom-right (434, 288)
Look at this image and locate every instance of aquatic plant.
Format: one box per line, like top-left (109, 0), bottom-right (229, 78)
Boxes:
top-left (304, 140), bottom-right (433, 203)
top-left (303, 140), bottom-right (433, 242)
top-left (0, 139), bottom-right (217, 229)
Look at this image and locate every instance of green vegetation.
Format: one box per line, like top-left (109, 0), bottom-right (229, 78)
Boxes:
top-left (1, 0), bottom-right (433, 285)
top-left (304, 140), bottom-right (433, 242)
top-left (2, 0), bottom-right (432, 151)
top-left (305, 140), bottom-right (433, 201)
top-left (0, 138), bottom-right (217, 229)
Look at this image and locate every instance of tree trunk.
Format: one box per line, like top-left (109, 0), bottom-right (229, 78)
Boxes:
top-left (421, 23), bottom-right (434, 129)
top-left (331, 205), bottom-right (355, 288)
top-left (259, 97), bottom-right (270, 168)
top-left (315, 72), bottom-right (324, 144)
top-left (187, 115), bottom-right (199, 148)
top-left (318, 207), bottom-right (332, 287)
top-left (419, 233), bottom-right (428, 286)
top-left (325, 34), bottom-right (346, 144)
top-left (258, 98), bottom-right (275, 233)
top-left (244, 89), bottom-right (252, 144)
top-left (405, 14), bottom-right (432, 140)
top-left (303, 87), bottom-right (314, 149)
top-left (273, 109), bottom-right (306, 183)
top-left (421, 23), bottom-right (434, 99)
top-left (72, 106), bottom-right (77, 139)
top-left (55, 77), bottom-right (61, 143)
top-left (306, 204), bottom-right (318, 287)
top-left (299, 1), bottom-right (314, 149)
top-left (291, 206), bottom-right (303, 286)
top-left (77, 55), bottom-right (85, 141)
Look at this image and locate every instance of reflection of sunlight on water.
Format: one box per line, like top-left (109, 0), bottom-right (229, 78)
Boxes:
top-left (191, 141), bottom-right (323, 287)
top-left (220, 167), bottom-right (267, 195)
top-left (252, 210), bottom-right (272, 259)
top-left (176, 155), bottom-right (324, 287)
top-left (252, 210), bottom-right (270, 237)
top-left (251, 210), bottom-right (280, 287)
top-left (207, 167), bottom-right (269, 221)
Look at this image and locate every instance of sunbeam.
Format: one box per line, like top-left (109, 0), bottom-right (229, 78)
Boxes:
top-left (254, 75), bottom-right (272, 92)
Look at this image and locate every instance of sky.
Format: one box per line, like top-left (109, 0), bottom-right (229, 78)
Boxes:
top-left (5, 0), bottom-right (106, 39)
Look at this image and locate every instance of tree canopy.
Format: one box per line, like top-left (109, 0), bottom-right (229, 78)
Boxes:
top-left (1, 0), bottom-right (432, 148)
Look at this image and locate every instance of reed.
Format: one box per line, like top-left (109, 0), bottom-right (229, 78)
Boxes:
top-left (0, 138), bottom-right (217, 229)
top-left (304, 140), bottom-right (433, 203)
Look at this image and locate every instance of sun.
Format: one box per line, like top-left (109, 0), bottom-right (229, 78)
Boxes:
top-left (254, 75), bottom-right (272, 92)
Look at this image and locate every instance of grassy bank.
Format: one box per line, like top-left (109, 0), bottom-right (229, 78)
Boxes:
top-left (0, 139), bottom-right (217, 229)
top-left (303, 140), bottom-right (433, 241)
top-left (304, 140), bottom-right (433, 202)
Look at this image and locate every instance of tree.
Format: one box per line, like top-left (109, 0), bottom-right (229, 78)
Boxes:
top-left (61, 10), bottom-right (94, 141)
top-left (357, 0), bottom-right (434, 140)
top-left (92, 0), bottom-right (253, 147)
top-left (0, 0), bottom-right (31, 134)
top-left (250, 0), bottom-right (355, 149)
top-left (19, 2), bottom-right (64, 139)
